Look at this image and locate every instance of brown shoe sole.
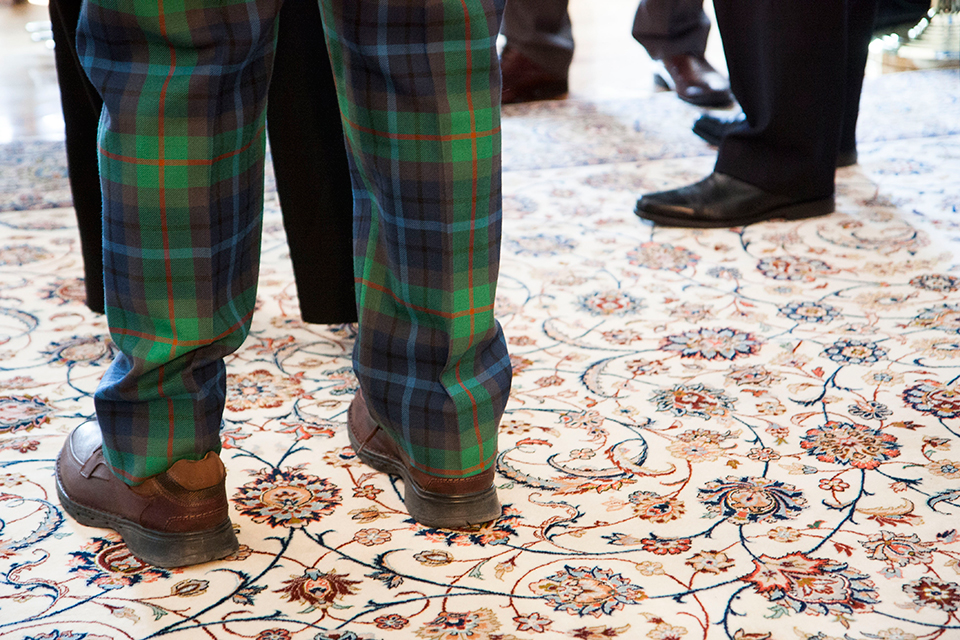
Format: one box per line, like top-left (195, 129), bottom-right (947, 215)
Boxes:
top-left (347, 402), bottom-right (501, 529)
top-left (56, 473), bottom-right (238, 568)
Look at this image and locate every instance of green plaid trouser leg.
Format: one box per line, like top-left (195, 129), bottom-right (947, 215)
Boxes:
top-left (78, 0), bottom-right (511, 484)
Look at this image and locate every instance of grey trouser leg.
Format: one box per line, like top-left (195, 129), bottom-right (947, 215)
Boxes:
top-left (632, 0), bottom-right (710, 59)
top-left (501, 0), bottom-right (573, 77)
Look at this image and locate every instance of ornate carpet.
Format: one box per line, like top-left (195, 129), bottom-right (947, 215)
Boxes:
top-left (2, 69), bottom-right (960, 640)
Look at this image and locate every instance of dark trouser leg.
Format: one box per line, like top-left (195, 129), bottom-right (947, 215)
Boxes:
top-left (268, 0), bottom-right (356, 325)
top-left (631, 0), bottom-right (710, 59)
top-left (48, 0), bottom-right (105, 314)
top-left (839, 0), bottom-right (879, 156)
top-left (713, 0), bottom-right (846, 200)
top-left (501, 0), bottom-right (574, 77)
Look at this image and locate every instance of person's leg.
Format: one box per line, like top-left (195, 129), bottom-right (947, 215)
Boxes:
top-left (501, 0), bottom-right (573, 77)
top-left (690, 0), bottom-right (876, 165)
top-left (631, 0), bottom-right (710, 59)
top-left (631, 0), bottom-right (730, 107)
top-left (693, 0), bottom-right (874, 167)
top-left (268, 0), bottom-right (356, 325)
top-left (634, 0), bottom-right (848, 228)
top-left (74, 0), bottom-right (282, 480)
top-left (712, 0), bottom-right (847, 200)
top-left (838, 0), bottom-right (880, 162)
top-left (319, 0), bottom-right (512, 526)
top-left (499, 0), bottom-right (571, 103)
top-left (58, 0), bottom-right (286, 566)
top-left (48, 0), bottom-right (105, 314)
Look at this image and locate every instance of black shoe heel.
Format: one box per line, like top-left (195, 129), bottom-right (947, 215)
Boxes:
top-left (778, 196), bottom-right (836, 221)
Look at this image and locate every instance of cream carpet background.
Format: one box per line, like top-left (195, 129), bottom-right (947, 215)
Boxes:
top-left (1, 69), bottom-right (959, 640)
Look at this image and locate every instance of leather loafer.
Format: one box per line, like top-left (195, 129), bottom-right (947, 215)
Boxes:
top-left (692, 113), bottom-right (858, 168)
top-left (56, 420), bottom-right (238, 567)
top-left (635, 172), bottom-right (834, 228)
top-left (653, 53), bottom-right (732, 107)
top-left (347, 389), bottom-right (501, 528)
top-left (501, 45), bottom-right (568, 104)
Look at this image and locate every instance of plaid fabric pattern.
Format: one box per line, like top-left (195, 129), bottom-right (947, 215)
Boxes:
top-left (322, 0), bottom-right (512, 477)
top-left (77, 0), bottom-right (510, 483)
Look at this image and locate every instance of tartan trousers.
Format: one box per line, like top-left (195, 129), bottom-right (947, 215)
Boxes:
top-left (77, 0), bottom-right (512, 484)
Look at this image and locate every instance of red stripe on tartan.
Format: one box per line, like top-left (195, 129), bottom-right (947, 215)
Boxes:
top-left (157, 0), bottom-right (178, 464)
top-left (97, 125), bottom-right (266, 166)
top-left (355, 278), bottom-right (494, 319)
top-left (455, 360), bottom-right (486, 466)
top-left (457, 0), bottom-right (484, 463)
top-left (109, 310), bottom-right (255, 346)
top-left (112, 465), bottom-right (148, 484)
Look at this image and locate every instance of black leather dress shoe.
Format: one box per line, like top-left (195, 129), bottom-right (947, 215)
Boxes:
top-left (692, 113), bottom-right (859, 168)
top-left (653, 53), bottom-right (733, 107)
top-left (635, 172), bottom-right (834, 228)
top-left (692, 112), bottom-right (746, 146)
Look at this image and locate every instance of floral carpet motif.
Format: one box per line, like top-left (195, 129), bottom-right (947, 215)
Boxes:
top-left (1, 69), bottom-right (959, 640)
top-left (0, 141), bottom-right (73, 212)
top-left (0, 143), bottom-right (278, 213)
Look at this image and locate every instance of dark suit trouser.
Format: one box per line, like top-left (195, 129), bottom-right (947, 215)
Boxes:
top-left (713, 0), bottom-right (878, 200)
top-left (501, 0), bottom-right (710, 78)
top-left (49, 0), bottom-right (104, 315)
top-left (48, 0), bottom-right (357, 325)
top-left (631, 0), bottom-right (710, 60)
top-left (268, 0), bottom-right (356, 325)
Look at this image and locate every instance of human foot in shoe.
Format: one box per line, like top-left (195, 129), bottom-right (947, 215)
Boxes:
top-left (56, 421), bottom-right (238, 567)
top-left (653, 53), bottom-right (732, 107)
top-left (635, 172), bottom-right (834, 228)
top-left (348, 390), bottom-right (501, 528)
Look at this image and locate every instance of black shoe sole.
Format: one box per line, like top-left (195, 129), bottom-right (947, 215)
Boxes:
top-left (347, 423), bottom-right (501, 529)
top-left (635, 195), bottom-right (835, 229)
top-left (56, 476), bottom-right (238, 568)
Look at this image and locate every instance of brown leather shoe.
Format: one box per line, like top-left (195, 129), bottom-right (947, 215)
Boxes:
top-left (56, 421), bottom-right (238, 567)
top-left (500, 45), bottom-right (568, 105)
top-left (654, 53), bottom-right (733, 107)
top-left (347, 390), bottom-right (501, 528)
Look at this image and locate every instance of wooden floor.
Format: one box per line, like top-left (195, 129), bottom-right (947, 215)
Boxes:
top-left (0, 0), bottom-right (61, 143)
top-left (0, 0), bottom-right (722, 143)
top-left (0, 0), bottom-right (951, 145)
